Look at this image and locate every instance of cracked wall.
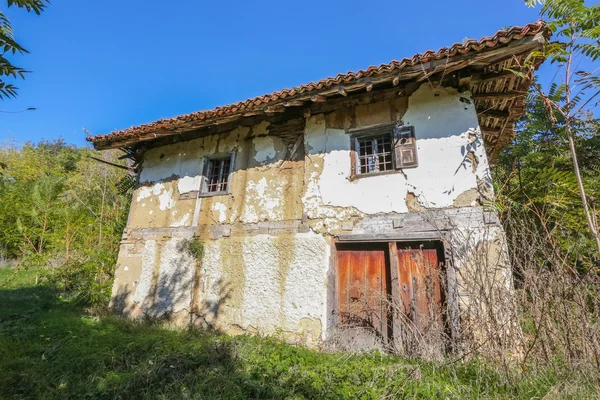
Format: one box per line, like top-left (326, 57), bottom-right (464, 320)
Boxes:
top-left (111, 83), bottom-right (504, 345)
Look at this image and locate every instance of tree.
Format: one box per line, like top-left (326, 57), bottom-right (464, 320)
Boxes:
top-left (0, 0), bottom-right (48, 99)
top-left (495, 83), bottom-right (600, 262)
top-left (521, 0), bottom-right (600, 255)
top-left (0, 139), bottom-right (134, 304)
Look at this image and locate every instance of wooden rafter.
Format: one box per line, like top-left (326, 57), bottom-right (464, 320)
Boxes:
top-left (477, 109), bottom-right (510, 118)
top-left (472, 91), bottom-right (525, 100)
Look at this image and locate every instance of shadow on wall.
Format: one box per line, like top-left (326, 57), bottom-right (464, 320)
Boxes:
top-left (111, 240), bottom-right (233, 328)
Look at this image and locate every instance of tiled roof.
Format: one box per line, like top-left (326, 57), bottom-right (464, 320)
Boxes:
top-left (88, 20), bottom-right (547, 148)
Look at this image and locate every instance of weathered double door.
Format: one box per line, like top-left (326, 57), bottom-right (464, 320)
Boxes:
top-left (336, 242), bottom-right (444, 350)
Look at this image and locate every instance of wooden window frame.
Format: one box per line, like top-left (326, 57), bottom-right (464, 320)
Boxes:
top-left (350, 124), bottom-right (418, 179)
top-left (199, 152), bottom-right (236, 197)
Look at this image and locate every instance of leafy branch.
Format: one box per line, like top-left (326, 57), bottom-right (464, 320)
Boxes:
top-left (0, 0), bottom-right (48, 99)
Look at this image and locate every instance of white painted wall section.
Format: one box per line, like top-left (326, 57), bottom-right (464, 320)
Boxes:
top-left (303, 84), bottom-right (486, 216)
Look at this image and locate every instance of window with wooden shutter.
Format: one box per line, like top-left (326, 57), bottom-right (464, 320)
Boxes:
top-left (393, 126), bottom-right (418, 169)
top-left (350, 125), bottom-right (417, 177)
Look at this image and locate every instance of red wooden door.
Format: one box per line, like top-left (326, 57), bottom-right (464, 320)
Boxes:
top-left (337, 247), bottom-right (388, 347)
top-left (397, 248), bottom-right (443, 334)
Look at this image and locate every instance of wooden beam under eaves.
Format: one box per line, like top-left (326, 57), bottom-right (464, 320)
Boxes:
top-left (477, 109), bottom-right (510, 118)
top-left (479, 70), bottom-right (520, 83)
top-left (242, 110), bottom-right (263, 117)
top-left (310, 94), bottom-right (326, 102)
top-left (89, 156), bottom-right (134, 171)
top-left (472, 91), bottom-right (524, 100)
top-left (264, 105), bottom-right (286, 114)
top-left (480, 127), bottom-right (503, 137)
top-left (283, 100), bottom-right (305, 107)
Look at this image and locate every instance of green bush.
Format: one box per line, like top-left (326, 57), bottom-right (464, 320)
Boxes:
top-left (183, 238), bottom-right (205, 260)
top-left (0, 139), bottom-right (132, 306)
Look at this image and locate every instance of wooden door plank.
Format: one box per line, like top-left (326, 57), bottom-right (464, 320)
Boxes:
top-left (337, 250), bottom-right (351, 320)
top-left (397, 247), bottom-right (444, 334)
top-left (411, 250), bottom-right (429, 331)
top-left (365, 250), bottom-right (385, 333)
top-left (422, 249), bottom-right (443, 329)
top-left (397, 250), bottom-right (413, 317)
top-left (336, 246), bottom-right (390, 348)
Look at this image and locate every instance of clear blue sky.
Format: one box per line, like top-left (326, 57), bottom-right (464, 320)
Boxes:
top-left (1, 0), bottom-right (543, 147)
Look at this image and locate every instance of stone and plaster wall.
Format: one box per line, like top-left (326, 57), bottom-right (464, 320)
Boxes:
top-left (110, 83), bottom-right (511, 346)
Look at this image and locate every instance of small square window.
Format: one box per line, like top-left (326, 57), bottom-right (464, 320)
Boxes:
top-left (200, 153), bottom-right (235, 196)
top-left (356, 134), bottom-right (394, 174)
top-left (351, 125), bottom-right (417, 177)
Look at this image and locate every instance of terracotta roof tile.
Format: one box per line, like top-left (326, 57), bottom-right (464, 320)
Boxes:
top-left (89, 20), bottom-right (547, 147)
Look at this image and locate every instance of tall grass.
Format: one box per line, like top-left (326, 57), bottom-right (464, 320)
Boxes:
top-left (0, 268), bottom-right (597, 399)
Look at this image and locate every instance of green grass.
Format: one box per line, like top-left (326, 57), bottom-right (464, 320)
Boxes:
top-left (0, 267), bottom-right (597, 399)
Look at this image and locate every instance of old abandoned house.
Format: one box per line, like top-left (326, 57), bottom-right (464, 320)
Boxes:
top-left (89, 21), bottom-right (548, 351)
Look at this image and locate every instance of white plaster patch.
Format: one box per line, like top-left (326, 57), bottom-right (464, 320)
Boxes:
top-left (133, 240), bottom-right (157, 305)
top-left (171, 212), bottom-right (191, 227)
top-left (403, 134), bottom-right (479, 208)
top-left (240, 233), bottom-right (329, 335)
top-left (241, 237), bottom-right (282, 332)
top-left (403, 84), bottom-right (479, 140)
top-left (158, 187), bottom-right (175, 210)
top-left (198, 241), bottom-right (226, 325)
top-left (178, 175), bottom-right (201, 194)
top-left (153, 238), bottom-right (195, 316)
top-left (241, 177), bottom-right (284, 223)
top-left (282, 233), bottom-right (330, 339)
top-left (136, 184), bottom-right (158, 203)
top-left (212, 202), bottom-right (228, 223)
top-left (139, 151), bottom-right (180, 183)
top-left (253, 136), bottom-right (277, 163)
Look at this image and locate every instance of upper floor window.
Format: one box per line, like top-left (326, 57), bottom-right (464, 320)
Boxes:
top-left (351, 125), bottom-right (417, 177)
top-left (356, 134), bottom-right (394, 174)
top-left (200, 152), bottom-right (235, 196)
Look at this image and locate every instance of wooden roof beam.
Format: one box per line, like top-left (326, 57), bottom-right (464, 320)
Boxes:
top-left (477, 109), bottom-right (510, 118)
top-left (480, 70), bottom-right (521, 83)
top-left (480, 127), bottom-right (503, 137)
top-left (472, 90), bottom-right (525, 100)
top-left (283, 100), bottom-right (305, 107)
top-left (264, 105), bottom-right (286, 114)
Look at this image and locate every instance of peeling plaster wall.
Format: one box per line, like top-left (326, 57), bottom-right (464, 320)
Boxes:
top-left (302, 84), bottom-right (492, 233)
top-left (111, 82), bottom-right (507, 346)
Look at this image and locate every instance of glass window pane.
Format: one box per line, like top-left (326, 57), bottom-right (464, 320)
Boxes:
top-left (356, 133), bottom-right (393, 174)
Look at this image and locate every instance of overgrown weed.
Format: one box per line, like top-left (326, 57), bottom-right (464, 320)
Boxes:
top-left (1, 268), bottom-right (598, 399)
